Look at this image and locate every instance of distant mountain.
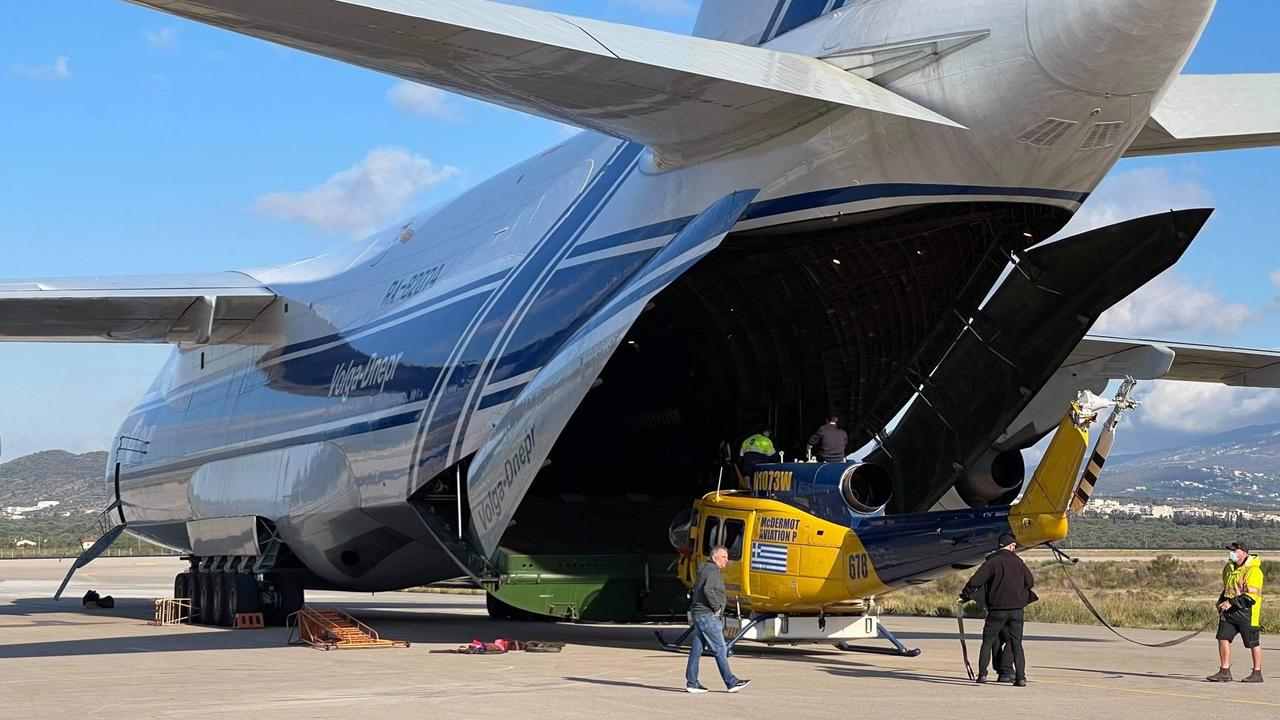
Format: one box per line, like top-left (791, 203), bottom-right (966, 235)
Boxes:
top-left (1097, 423), bottom-right (1280, 508)
top-left (0, 450), bottom-right (110, 516)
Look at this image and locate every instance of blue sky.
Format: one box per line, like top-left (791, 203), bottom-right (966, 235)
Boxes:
top-left (0, 1), bottom-right (1278, 461)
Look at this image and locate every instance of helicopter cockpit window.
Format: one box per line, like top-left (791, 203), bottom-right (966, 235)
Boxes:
top-left (722, 519), bottom-right (745, 561)
top-left (701, 516), bottom-right (720, 557)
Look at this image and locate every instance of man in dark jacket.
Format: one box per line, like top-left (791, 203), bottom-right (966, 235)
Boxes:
top-left (685, 546), bottom-right (750, 693)
top-left (806, 416), bottom-right (848, 463)
top-left (959, 532), bottom-right (1036, 686)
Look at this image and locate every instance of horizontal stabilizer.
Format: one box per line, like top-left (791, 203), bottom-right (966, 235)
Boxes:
top-left (0, 272), bottom-right (274, 344)
top-left (1127, 74), bottom-right (1280, 156)
top-left (1070, 336), bottom-right (1280, 389)
top-left (126, 0), bottom-right (960, 168)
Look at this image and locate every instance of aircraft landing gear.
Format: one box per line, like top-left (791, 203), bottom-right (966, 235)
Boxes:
top-left (654, 614), bottom-right (777, 656)
top-left (654, 612), bottom-right (921, 657)
top-left (834, 621), bottom-right (922, 657)
top-left (173, 568), bottom-right (303, 626)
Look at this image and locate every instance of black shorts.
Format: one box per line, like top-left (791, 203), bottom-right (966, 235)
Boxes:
top-left (1216, 618), bottom-right (1261, 648)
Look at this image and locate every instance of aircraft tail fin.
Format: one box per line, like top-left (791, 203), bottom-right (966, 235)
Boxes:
top-left (1009, 381), bottom-right (1140, 546)
top-left (1008, 410), bottom-right (1089, 547)
top-left (694, 0), bottom-right (843, 46)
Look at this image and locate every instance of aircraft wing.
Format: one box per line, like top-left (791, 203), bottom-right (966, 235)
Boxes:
top-left (465, 188), bottom-right (760, 558)
top-left (0, 272), bottom-right (275, 344)
top-left (1126, 74), bottom-right (1280, 157)
top-left (1069, 335), bottom-right (1280, 388)
top-left (125, 0), bottom-right (960, 168)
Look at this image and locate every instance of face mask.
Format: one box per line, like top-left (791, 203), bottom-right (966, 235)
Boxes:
top-left (1229, 552), bottom-right (1242, 565)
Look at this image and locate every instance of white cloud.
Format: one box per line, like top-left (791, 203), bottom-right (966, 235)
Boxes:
top-left (609, 0), bottom-right (697, 14)
top-left (388, 82), bottom-right (462, 121)
top-left (10, 56), bottom-right (71, 81)
top-left (146, 27), bottom-right (177, 51)
top-left (1054, 166), bottom-right (1258, 340)
top-left (1270, 268), bottom-right (1280, 292)
top-left (1136, 381), bottom-right (1280, 434)
top-left (1057, 166), bottom-right (1212, 237)
top-left (251, 147), bottom-right (460, 239)
top-left (1093, 270), bottom-right (1255, 338)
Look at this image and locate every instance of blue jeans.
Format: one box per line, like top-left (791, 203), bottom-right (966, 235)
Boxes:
top-left (685, 612), bottom-right (738, 688)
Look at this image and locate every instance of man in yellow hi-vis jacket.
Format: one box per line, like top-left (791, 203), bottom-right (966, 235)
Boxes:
top-left (1207, 541), bottom-right (1265, 683)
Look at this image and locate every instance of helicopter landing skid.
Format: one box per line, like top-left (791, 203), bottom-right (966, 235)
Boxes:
top-left (835, 622), bottom-right (922, 657)
top-left (654, 613), bottom-right (778, 656)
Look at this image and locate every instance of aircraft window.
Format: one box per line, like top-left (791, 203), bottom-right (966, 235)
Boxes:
top-left (701, 517), bottom-right (720, 557)
top-left (722, 519), bottom-right (745, 561)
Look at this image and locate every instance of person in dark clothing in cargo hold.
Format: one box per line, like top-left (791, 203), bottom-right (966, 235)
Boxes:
top-left (684, 546), bottom-right (751, 694)
top-left (959, 532), bottom-right (1037, 686)
top-left (806, 415), bottom-right (848, 462)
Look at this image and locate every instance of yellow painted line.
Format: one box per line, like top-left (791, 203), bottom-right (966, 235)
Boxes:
top-left (1030, 677), bottom-right (1280, 708)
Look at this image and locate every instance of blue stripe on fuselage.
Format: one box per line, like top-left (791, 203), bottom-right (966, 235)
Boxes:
top-left (263, 269), bottom-right (510, 362)
top-left (857, 506), bottom-right (1012, 587)
top-left (567, 183), bottom-right (1090, 261)
top-left (775, 0), bottom-right (830, 38)
top-left (484, 252), bottom-right (653, 386)
top-left (442, 143), bottom-right (645, 461)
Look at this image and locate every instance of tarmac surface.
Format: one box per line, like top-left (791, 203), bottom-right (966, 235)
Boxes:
top-left (2, 557), bottom-right (1276, 719)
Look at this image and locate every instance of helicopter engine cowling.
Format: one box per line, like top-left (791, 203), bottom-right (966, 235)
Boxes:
top-left (951, 448), bottom-right (1026, 509)
top-left (749, 462), bottom-right (893, 522)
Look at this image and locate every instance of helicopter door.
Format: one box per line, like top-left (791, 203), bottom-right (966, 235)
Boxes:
top-left (698, 511), bottom-right (752, 600)
top-left (719, 514), bottom-right (750, 598)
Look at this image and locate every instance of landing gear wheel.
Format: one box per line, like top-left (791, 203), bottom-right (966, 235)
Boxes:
top-left (485, 592), bottom-right (551, 622)
top-left (211, 572), bottom-right (232, 627)
top-left (195, 571), bottom-right (213, 625)
top-left (174, 572), bottom-right (191, 600)
top-left (485, 592), bottom-right (512, 620)
top-left (229, 574), bottom-right (260, 616)
top-left (263, 572), bottom-right (304, 626)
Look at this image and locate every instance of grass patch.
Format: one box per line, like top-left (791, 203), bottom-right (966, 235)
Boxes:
top-left (880, 556), bottom-right (1278, 633)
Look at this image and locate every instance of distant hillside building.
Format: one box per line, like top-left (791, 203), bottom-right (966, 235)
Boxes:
top-left (15, 539), bottom-right (36, 548)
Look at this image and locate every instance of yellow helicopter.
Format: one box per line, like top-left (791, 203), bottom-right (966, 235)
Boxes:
top-left (658, 383), bottom-right (1137, 656)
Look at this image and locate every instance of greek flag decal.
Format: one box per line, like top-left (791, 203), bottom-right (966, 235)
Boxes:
top-left (751, 542), bottom-right (789, 574)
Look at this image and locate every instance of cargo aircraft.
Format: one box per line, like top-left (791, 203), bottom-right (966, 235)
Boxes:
top-left (8, 0), bottom-right (1280, 628)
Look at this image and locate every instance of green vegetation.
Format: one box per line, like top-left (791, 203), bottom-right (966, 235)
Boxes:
top-left (0, 516), bottom-right (176, 558)
top-left (1062, 516), bottom-right (1280, 549)
top-left (881, 556), bottom-right (1279, 633)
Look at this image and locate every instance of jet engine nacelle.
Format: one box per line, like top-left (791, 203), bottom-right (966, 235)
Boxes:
top-left (750, 462), bottom-right (893, 519)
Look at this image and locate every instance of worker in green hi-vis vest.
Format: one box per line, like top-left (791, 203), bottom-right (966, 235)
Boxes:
top-left (739, 430), bottom-right (779, 477)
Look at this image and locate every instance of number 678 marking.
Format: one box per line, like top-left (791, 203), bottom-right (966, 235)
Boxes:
top-left (849, 553), bottom-right (870, 580)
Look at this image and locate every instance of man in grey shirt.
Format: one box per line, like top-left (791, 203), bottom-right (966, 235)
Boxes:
top-left (685, 546), bottom-right (750, 693)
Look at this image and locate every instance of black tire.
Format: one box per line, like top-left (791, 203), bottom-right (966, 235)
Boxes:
top-left (278, 574), bottom-right (304, 617)
top-left (229, 574), bottom-right (260, 616)
top-left (211, 573), bottom-right (231, 627)
top-left (193, 572), bottom-right (210, 624)
top-left (263, 572), bottom-right (304, 626)
top-left (485, 592), bottom-right (551, 622)
top-left (485, 592), bottom-right (512, 619)
top-left (174, 572), bottom-right (191, 600)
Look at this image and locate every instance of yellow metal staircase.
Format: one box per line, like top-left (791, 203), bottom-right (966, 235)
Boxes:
top-left (286, 606), bottom-right (409, 650)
